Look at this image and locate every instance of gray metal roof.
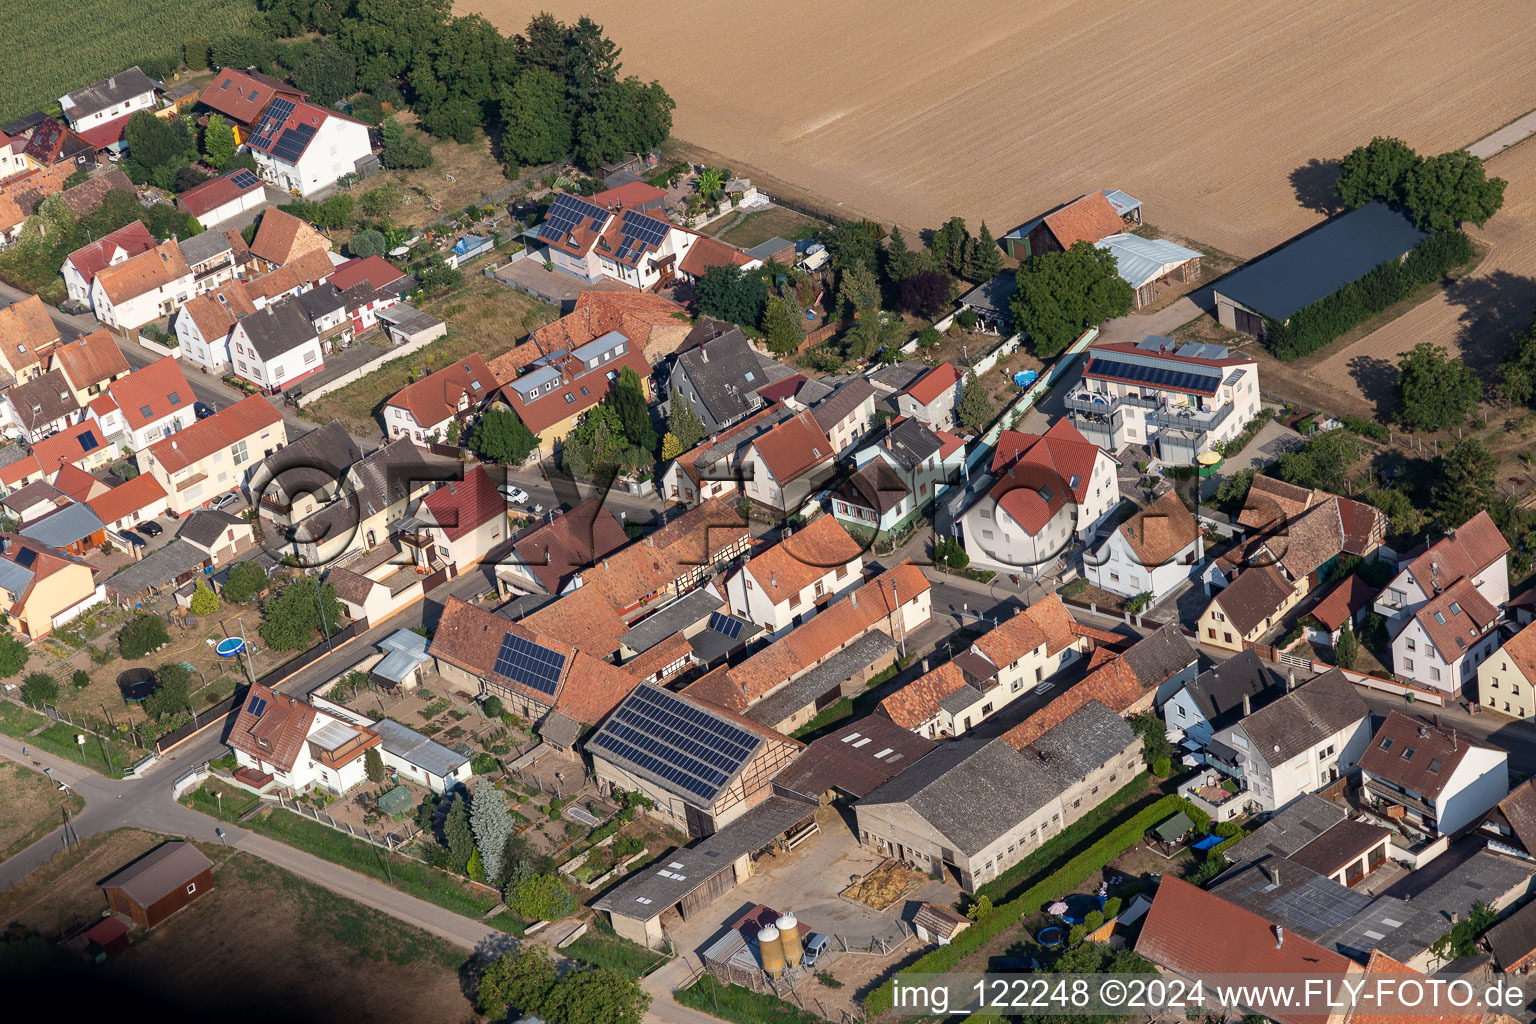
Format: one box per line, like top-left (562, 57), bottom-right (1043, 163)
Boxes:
top-left (593, 795), bottom-right (816, 920)
top-left (686, 616), bottom-right (761, 663)
top-left (744, 236), bottom-right (795, 262)
top-left (506, 364), bottom-right (560, 398)
top-left (619, 586), bottom-right (723, 655)
top-left (372, 718), bottom-right (469, 779)
top-left (373, 629), bottom-right (431, 684)
top-left (20, 501), bottom-right (104, 546)
top-left (570, 330), bottom-right (628, 366)
top-left (377, 304), bottom-right (443, 335)
top-left (866, 360), bottom-right (931, 394)
top-left (0, 554), bottom-right (35, 595)
top-left (745, 631), bottom-right (896, 728)
top-left (104, 541), bottom-right (207, 598)
top-left (1212, 202), bottom-right (1431, 321)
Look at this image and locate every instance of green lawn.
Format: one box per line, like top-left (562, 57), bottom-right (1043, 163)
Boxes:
top-left (244, 808), bottom-right (520, 926)
top-left (180, 781), bottom-right (260, 822)
top-left (562, 929), bottom-right (669, 979)
top-left (719, 207), bottom-right (826, 250)
top-left (675, 976), bottom-right (827, 1024)
top-left (0, 701), bottom-right (44, 737)
top-left (29, 722), bottom-right (137, 779)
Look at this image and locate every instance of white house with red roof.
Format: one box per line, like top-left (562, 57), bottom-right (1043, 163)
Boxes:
top-left (383, 354), bottom-right (494, 444)
top-left (225, 682), bottom-right (382, 795)
top-left (1066, 335), bottom-right (1260, 464)
top-left (91, 356), bottom-right (196, 451)
top-left (61, 220), bottom-right (156, 304)
top-left (415, 466), bottom-right (508, 570)
top-left (140, 394), bottom-right (284, 514)
top-left (244, 98), bottom-right (371, 197)
top-left (197, 68), bottom-right (307, 134)
top-left (897, 362), bottom-right (964, 432)
top-left (959, 420), bottom-right (1119, 573)
top-left (740, 409), bottom-right (837, 515)
top-left (175, 167), bottom-right (267, 229)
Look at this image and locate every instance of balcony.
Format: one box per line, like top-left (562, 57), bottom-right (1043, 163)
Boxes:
top-left (1364, 778), bottom-right (1437, 824)
top-left (1064, 391), bottom-right (1160, 416)
top-left (1203, 738), bottom-right (1246, 778)
top-left (1179, 771), bottom-right (1246, 821)
top-left (1147, 401), bottom-right (1234, 436)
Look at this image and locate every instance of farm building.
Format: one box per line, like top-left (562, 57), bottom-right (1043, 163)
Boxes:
top-left (1095, 234), bottom-right (1202, 309)
top-left (1212, 202), bottom-right (1429, 339)
top-left (100, 841), bottom-right (214, 929)
top-left (1000, 189), bottom-right (1142, 260)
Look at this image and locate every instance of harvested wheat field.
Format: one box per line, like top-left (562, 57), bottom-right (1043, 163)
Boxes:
top-left (1306, 138), bottom-right (1536, 416)
top-left (464, 0), bottom-right (1536, 256)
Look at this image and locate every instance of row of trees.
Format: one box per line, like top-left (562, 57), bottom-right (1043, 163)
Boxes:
top-left (253, 0), bottom-right (673, 171)
top-left (1336, 136), bottom-right (1507, 231)
top-left (477, 945), bottom-right (648, 1024)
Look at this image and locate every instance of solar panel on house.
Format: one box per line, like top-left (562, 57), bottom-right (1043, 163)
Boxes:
top-left (14, 547), bottom-right (35, 567)
top-left (707, 610), bottom-right (743, 640)
top-left (1086, 357), bottom-right (1222, 395)
top-left (492, 632), bottom-right (567, 696)
top-left (271, 122), bottom-right (316, 163)
top-left (77, 430), bottom-right (98, 451)
top-left (248, 98), bottom-right (295, 152)
top-left (229, 169), bottom-right (260, 190)
top-left (540, 193), bottom-right (610, 244)
top-left (587, 685), bottom-right (764, 804)
top-left (246, 694), bottom-right (268, 717)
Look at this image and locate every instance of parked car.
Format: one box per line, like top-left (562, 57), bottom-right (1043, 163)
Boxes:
top-left (194, 401), bottom-right (216, 419)
top-left (210, 492), bottom-right (243, 512)
top-left (803, 933), bottom-right (830, 968)
top-left (59, 299), bottom-right (90, 315)
top-left (136, 520), bottom-right (163, 537)
top-left (499, 484), bottom-right (528, 504)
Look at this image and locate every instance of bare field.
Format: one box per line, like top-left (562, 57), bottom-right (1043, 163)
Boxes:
top-left (462, 0), bottom-right (1536, 257)
top-left (0, 761), bottom-right (82, 858)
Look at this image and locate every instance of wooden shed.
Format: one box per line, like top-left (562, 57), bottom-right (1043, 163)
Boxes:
top-left (100, 841), bottom-right (214, 929)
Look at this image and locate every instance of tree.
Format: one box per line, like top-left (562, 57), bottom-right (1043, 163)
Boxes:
top-left (122, 111), bottom-right (197, 189)
top-left (0, 634), bottom-right (32, 679)
top-left (1335, 136), bottom-right (1421, 209)
top-left (202, 114), bottom-right (236, 171)
top-left (516, 11), bottom-right (569, 73)
top-left (695, 166), bottom-right (726, 207)
top-left (1367, 486), bottom-right (1428, 545)
top-left (465, 408), bottom-right (539, 464)
top-left (883, 225), bottom-right (921, 283)
top-left (443, 792), bottom-right (475, 871)
top-left (1130, 711), bottom-right (1172, 771)
top-left (1431, 902), bottom-right (1498, 962)
top-left (1431, 438), bottom-right (1497, 531)
top-left (967, 222), bottom-right (1003, 281)
top-left (511, 871), bottom-right (576, 921)
top-left (762, 295), bottom-right (804, 356)
top-left (899, 268), bottom-right (953, 319)
top-left (1213, 466), bottom-right (1259, 513)
top-left (222, 561), bottom-right (268, 603)
top-left (291, 38), bottom-right (357, 106)
top-left (543, 967), bottom-right (650, 1024)
top-left (957, 369), bottom-right (994, 433)
top-left (836, 263), bottom-right (880, 319)
top-left (666, 393), bottom-right (705, 451)
top-left (477, 945), bottom-right (560, 1017)
top-left (258, 578), bottom-right (343, 652)
top-left (1335, 620), bottom-right (1359, 670)
top-left (573, 77), bottom-right (674, 170)
top-left (348, 229), bottom-right (386, 258)
top-left (1501, 320), bottom-right (1536, 408)
top-left (609, 366), bottom-right (656, 453)
top-left (1276, 431), bottom-right (1363, 493)
top-left (19, 673), bottom-right (58, 704)
top-left (185, 35), bottom-right (211, 70)
top-left (561, 15), bottom-right (622, 110)
top-left (188, 580), bottom-right (221, 616)
top-left (562, 404), bottom-right (643, 478)
top-left (918, 325), bottom-right (941, 349)
top-left (822, 221), bottom-right (880, 275)
top-left (929, 217), bottom-right (971, 277)
top-left (144, 663), bottom-right (191, 720)
top-left (360, 747), bottom-right (384, 783)
top-left (502, 68), bottom-right (573, 166)
top-left (844, 307), bottom-right (906, 362)
top-left (1394, 342), bottom-right (1481, 431)
top-left (693, 265), bottom-right (767, 327)
top-left (72, 669), bottom-right (91, 690)
top-left (1010, 242), bottom-right (1134, 358)
top-left (1402, 150), bottom-right (1507, 232)
top-left (119, 613), bottom-right (170, 658)
top-left (471, 786), bottom-right (516, 884)
top-left (380, 117), bottom-right (433, 169)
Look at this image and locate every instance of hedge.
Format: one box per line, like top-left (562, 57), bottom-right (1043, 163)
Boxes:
top-left (1264, 230), bottom-right (1475, 361)
top-left (1340, 414), bottom-right (1390, 441)
top-left (864, 793), bottom-right (1207, 1016)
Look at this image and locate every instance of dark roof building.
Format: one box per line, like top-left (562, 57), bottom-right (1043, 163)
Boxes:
top-left (1226, 794), bottom-right (1348, 863)
top-left (237, 296), bottom-right (317, 362)
top-left (1233, 669), bottom-right (1370, 767)
top-left (774, 714), bottom-right (936, 800)
top-left (99, 841), bottom-right (214, 929)
top-left (663, 327), bottom-right (787, 433)
top-left (1173, 648), bottom-right (1286, 734)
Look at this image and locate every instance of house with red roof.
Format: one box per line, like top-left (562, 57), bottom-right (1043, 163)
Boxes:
top-left (86, 473), bottom-right (168, 533)
top-left (88, 240), bottom-right (194, 331)
top-left (0, 533), bottom-right (102, 641)
top-left (245, 97), bottom-right (372, 198)
top-left (140, 394), bottom-right (284, 514)
top-left (496, 495), bottom-right (629, 596)
top-left (92, 356), bottom-right (196, 451)
top-left (197, 69), bottom-right (307, 134)
top-left (897, 362), bottom-right (964, 432)
top-left (383, 354), bottom-right (494, 444)
top-left (47, 329), bottom-right (131, 406)
top-left (496, 329), bottom-right (652, 453)
top-left (590, 180), bottom-right (667, 214)
top-left (1067, 335), bottom-right (1262, 464)
top-left (724, 512), bottom-right (865, 638)
top-left (328, 255), bottom-right (408, 295)
top-left (415, 467), bottom-right (507, 570)
top-left (62, 221), bottom-right (156, 304)
top-left (959, 419), bottom-right (1119, 572)
top-left (175, 167), bottom-right (267, 229)
top-left (740, 409), bottom-right (836, 515)
top-left (1001, 188), bottom-right (1143, 260)
top-left (225, 682), bottom-right (381, 795)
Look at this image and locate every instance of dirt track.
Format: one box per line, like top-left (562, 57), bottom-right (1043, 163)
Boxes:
top-left (466, 0), bottom-right (1536, 256)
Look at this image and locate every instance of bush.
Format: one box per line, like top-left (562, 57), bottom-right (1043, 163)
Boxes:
top-left (918, 325), bottom-right (942, 349)
top-left (1264, 231), bottom-right (1474, 361)
top-left (1151, 756), bottom-right (1172, 778)
top-left (118, 613), bottom-right (170, 658)
top-left (71, 669), bottom-right (91, 690)
top-left (1340, 414), bottom-right (1389, 441)
top-left (1102, 896), bottom-right (1122, 919)
top-left (20, 672), bottom-right (58, 704)
top-left (1126, 592), bottom-right (1154, 615)
top-left (1084, 910), bottom-right (1105, 931)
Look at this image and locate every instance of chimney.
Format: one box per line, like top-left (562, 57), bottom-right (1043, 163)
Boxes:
top-left (1287, 668), bottom-right (1296, 692)
top-left (109, 76), bottom-right (116, 88)
top-left (1451, 728), bottom-right (1457, 751)
top-left (700, 348), bottom-right (709, 363)
top-left (1242, 692), bottom-right (1251, 717)
top-left (1269, 863), bottom-right (1280, 887)
top-left (1274, 925), bottom-right (1284, 949)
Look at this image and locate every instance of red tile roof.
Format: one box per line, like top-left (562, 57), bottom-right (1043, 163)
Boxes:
top-left (65, 221), bottom-right (156, 284)
top-left (591, 181), bottom-right (667, 211)
top-left (679, 234), bottom-right (753, 277)
top-left (1359, 711), bottom-right (1490, 800)
top-left (749, 409), bottom-right (833, 486)
top-left (329, 255), bottom-right (406, 292)
top-left (1113, 489), bottom-right (1198, 567)
top-left (32, 420), bottom-right (112, 475)
top-left (1041, 191), bottom-right (1126, 249)
top-left (903, 362), bottom-right (962, 406)
top-left (509, 495), bottom-right (629, 595)
top-left (1497, 621), bottom-right (1536, 699)
top-left (53, 462), bottom-right (104, 503)
top-left (179, 284), bottom-right (256, 342)
top-left (419, 467), bottom-right (503, 541)
top-left (880, 661), bottom-right (970, 729)
top-left (50, 329), bottom-right (130, 391)
top-left (108, 357), bottom-right (195, 431)
top-left (226, 682), bottom-right (316, 773)
top-left (75, 113), bottom-right (132, 151)
top-left (384, 353), bottom-right (494, 429)
top-left (199, 68), bottom-right (306, 125)
top-left (87, 473), bottom-right (167, 525)
top-left (176, 167), bottom-right (264, 217)
top-left (500, 346), bottom-right (653, 435)
top-left (0, 294), bottom-right (58, 375)
top-left (1309, 573), bottom-right (1376, 632)
top-left (249, 207), bottom-right (331, 267)
top-left (94, 240), bottom-right (190, 304)
top-left (990, 419), bottom-right (1107, 503)
top-left (1347, 950), bottom-right (1484, 1024)
top-left (1137, 876), bottom-right (1356, 1024)
top-left (741, 513), bottom-right (862, 596)
top-left (973, 594), bottom-right (1080, 669)
top-left (145, 394), bottom-right (282, 474)
top-left (526, 290), bottom-right (689, 366)
top-left (1410, 575), bottom-right (1498, 662)
top-left (1401, 510), bottom-right (1509, 597)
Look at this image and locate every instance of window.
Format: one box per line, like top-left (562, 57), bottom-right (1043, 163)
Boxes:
top-left (1406, 638), bottom-right (1416, 651)
top-left (1404, 658), bottom-right (1413, 671)
top-left (564, 393), bottom-right (575, 404)
top-left (186, 883), bottom-right (197, 894)
top-left (1176, 704), bottom-right (1186, 718)
top-left (1207, 628), bottom-right (1216, 639)
top-left (304, 350), bottom-right (317, 364)
top-left (1401, 746), bottom-right (1415, 760)
top-left (1109, 572), bottom-right (1120, 582)
top-left (836, 565), bottom-right (848, 579)
top-left (1224, 632), bottom-right (1232, 644)
top-left (140, 405), bottom-right (153, 418)
top-left (168, 391), bottom-right (180, 404)
top-left (1379, 738), bottom-right (1394, 752)
top-left (231, 439), bottom-right (249, 466)
top-left (1492, 678), bottom-right (1501, 689)
top-left (1430, 667), bottom-right (1441, 681)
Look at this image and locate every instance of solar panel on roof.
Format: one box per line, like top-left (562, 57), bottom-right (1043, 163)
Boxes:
top-left (77, 430), bottom-right (98, 451)
top-left (246, 694), bottom-right (268, 717)
top-left (14, 547), bottom-right (35, 567)
top-left (248, 97), bottom-right (295, 153)
top-left (707, 610), bottom-right (743, 640)
top-left (492, 632), bottom-right (566, 696)
top-left (588, 686), bottom-right (762, 802)
top-left (540, 193), bottom-right (610, 245)
top-left (229, 169), bottom-right (260, 190)
top-left (1087, 357), bottom-right (1221, 395)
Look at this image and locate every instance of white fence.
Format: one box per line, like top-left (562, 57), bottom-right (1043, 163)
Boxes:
top-left (968, 325), bottom-right (1099, 473)
top-left (172, 762), bottom-right (210, 799)
top-left (297, 332), bottom-right (451, 408)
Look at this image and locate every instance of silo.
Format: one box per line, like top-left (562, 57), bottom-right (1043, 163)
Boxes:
top-left (757, 925), bottom-right (785, 977)
top-left (777, 913), bottom-right (803, 969)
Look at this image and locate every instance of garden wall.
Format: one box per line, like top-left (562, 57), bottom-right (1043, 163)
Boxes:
top-left (296, 331), bottom-right (458, 408)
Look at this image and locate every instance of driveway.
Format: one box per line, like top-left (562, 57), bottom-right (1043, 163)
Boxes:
top-left (1198, 417), bottom-right (1305, 500)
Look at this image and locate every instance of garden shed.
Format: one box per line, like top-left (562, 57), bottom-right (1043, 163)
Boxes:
top-left (1146, 811), bottom-right (1194, 856)
top-left (377, 785), bottom-right (414, 816)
